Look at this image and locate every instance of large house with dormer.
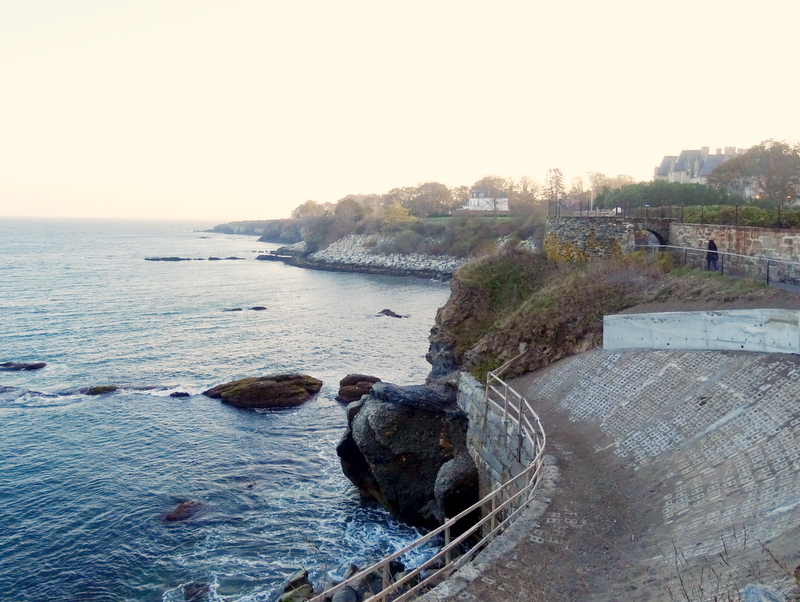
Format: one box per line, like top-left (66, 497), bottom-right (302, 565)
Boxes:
top-left (654, 146), bottom-right (744, 185)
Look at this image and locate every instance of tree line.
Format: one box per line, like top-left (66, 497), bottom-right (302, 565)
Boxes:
top-left (596, 139), bottom-right (800, 211)
top-left (290, 170), bottom-right (638, 222)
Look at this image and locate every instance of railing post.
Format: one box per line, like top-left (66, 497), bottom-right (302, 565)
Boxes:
top-left (767, 260), bottom-right (770, 286)
top-left (721, 253), bottom-right (724, 276)
top-left (502, 383), bottom-right (508, 423)
top-left (490, 492), bottom-right (497, 532)
top-left (445, 522), bottom-right (451, 565)
top-left (381, 563), bottom-right (390, 602)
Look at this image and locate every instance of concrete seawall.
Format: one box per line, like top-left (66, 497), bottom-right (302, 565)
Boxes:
top-left (428, 344), bottom-right (800, 600)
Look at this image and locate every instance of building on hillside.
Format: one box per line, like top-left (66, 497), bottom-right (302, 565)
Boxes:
top-left (455, 188), bottom-right (509, 213)
top-left (654, 146), bottom-right (743, 185)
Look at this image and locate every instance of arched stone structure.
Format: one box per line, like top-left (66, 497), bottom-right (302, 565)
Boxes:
top-left (544, 217), bottom-right (674, 262)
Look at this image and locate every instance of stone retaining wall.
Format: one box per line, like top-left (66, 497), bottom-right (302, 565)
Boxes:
top-left (457, 373), bottom-right (538, 498)
top-left (543, 217), bottom-right (635, 262)
top-left (668, 223), bottom-right (800, 283)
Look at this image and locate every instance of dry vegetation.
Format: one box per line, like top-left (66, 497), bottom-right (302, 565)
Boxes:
top-left (431, 247), bottom-right (800, 382)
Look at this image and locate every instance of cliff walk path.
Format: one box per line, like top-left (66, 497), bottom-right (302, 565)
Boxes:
top-left (420, 348), bottom-right (800, 602)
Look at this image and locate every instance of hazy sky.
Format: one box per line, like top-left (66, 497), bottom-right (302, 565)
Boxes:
top-left (2, 1), bottom-right (798, 221)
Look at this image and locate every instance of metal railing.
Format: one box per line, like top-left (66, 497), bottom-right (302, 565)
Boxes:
top-left (310, 356), bottom-right (546, 602)
top-left (638, 244), bottom-right (800, 290)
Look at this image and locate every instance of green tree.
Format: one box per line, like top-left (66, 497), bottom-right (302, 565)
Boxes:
top-left (709, 139), bottom-right (800, 204)
top-left (543, 168), bottom-right (566, 215)
top-left (291, 200), bottom-right (327, 219)
top-left (382, 202), bottom-right (415, 226)
top-left (409, 182), bottom-right (454, 217)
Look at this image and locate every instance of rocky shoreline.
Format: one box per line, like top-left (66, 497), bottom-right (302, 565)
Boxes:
top-left (262, 234), bottom-right (468, 280)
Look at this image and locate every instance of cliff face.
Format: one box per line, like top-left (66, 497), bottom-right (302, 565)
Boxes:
top-left (426, 248), bottom-right (654, 381)
top-left (426, 246), bottom-right (800, 383)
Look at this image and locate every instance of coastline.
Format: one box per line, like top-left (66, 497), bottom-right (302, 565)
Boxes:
top-left (266, 234), bottom-right (468, 280)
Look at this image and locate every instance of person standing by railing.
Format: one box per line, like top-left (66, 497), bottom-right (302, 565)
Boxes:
top-left (706, 239), bottom-right (719, 271)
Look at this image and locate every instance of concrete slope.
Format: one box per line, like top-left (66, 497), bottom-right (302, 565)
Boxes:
top-left (423, 348), bottom-right (800, 601)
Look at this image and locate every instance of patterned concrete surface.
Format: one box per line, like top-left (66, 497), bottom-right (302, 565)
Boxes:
top-left (420, 348), bottom-right (800, 601)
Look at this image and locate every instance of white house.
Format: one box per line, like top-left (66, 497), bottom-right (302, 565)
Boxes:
top-left (457, 188), bottom-right (509, 212)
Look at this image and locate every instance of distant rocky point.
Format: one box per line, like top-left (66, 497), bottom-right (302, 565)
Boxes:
top-left (145, 256), bottom-right (244, 261)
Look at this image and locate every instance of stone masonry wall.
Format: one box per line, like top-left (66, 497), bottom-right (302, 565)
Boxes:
top-left (668, 223), bottom-right (800, 283)
top-left (544, 217), bottom-right (635, 262)
top-left (457, 373), bottom-right (539, 500)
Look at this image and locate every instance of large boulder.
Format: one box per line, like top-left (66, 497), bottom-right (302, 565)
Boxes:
top-left (336, 374), bottom-right (381, 403)
top-left (434, 451), bottom-right (480, 531)
top-left (204, 374), bottom-right (322, 409)
top-left (336, 382), bottom-right (477, 529)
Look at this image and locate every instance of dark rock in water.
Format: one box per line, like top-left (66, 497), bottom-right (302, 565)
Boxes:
top-left (145, 257), bottom-right (190, 261)
top-left (256, 253), bottom-right (292, 261)
top-left (336, 374), bottom-right (381, 403)
top-left (223, 308), bottom-right (243, 312)
top-left (279, 569), bottom-right (313, 601)
top-left (208, 257), bottom-right (221, 261)
top-left (183, 581), bottom-right (210, 602)
top-left (203, 374), bottom-right (323, 409)
top-left (331, 586), bottom-right (358, 602)
top-left (1, 361), bottom-right (47, 371)
top-left (81, 385), bottom-right (118, 395)
top-left (336, 382), bottom-right (476, 529)
top-left (162, 500), bottom-right (203, 522)
top-left (170, 391), bottom-right (191, 398)
top-left (284, 568), bottom-right (310, 591)
top-left (434, 451), bottom-right (480, 531)
top-left (250, 306), bottom-right (267, 311)
top-left (379, 309), bottom-right (403, 318)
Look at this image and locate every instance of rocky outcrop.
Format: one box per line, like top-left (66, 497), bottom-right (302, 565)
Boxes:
top-left (336, 374), bottom-right (381, 403)
top-left (204, 374), bottom-right (322, 409)
top-left (0, 361), bottom-right (47, 371)
top-left (336, 382), bottom-right (477, 529)
top-left (379, 309), bottom-right (403, 318)
top-left (261, 234), bottom-right (466, 279)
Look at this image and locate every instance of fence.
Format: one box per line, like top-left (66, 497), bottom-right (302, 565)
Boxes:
top-left (641, 244), bottom-right (800, 290)
top-left (310, 356), bottom-right (546, 602)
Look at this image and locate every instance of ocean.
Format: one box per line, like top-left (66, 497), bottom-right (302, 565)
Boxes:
top-left (0, 218), bottom-right (451, 602)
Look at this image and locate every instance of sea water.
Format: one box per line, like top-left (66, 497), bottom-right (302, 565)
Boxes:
top-left (0, 218), bottom-right (451, 602)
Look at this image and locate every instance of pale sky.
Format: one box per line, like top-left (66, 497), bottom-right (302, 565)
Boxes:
top-left (1, 0), bottom-right (798, 221)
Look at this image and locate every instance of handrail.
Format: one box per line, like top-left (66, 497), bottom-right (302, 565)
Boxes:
top-left (310, 361), bottom-right (546, 602)
top-left (653, 244), bottom-right (800, 267)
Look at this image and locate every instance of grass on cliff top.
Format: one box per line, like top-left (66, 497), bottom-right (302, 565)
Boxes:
top-left (445, 248), bottom-right (799, 382)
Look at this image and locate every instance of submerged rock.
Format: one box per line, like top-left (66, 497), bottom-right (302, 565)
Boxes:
top-left (379, 309), bottom-right (403, 318)
top-left (183, 581), bottom-right (210, 602)
top-left (0, 361), bottom-right (47, 371)
top-left (162, 500), bottom-right (203, 522)
top-left (81, 385), bottom-right (118, 395)
top-left (336, 374), bottom-right (381, 403)
top-left (336, 382), bottom-right (477, 529)
top-left (204, 374), bottom-right (323, 409)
